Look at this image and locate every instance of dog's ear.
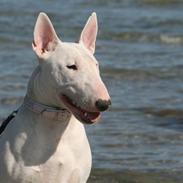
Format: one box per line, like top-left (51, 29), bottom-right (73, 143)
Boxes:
top-left (32, 12), bottom-right (59, 58)
top-left (79, 12), bottom-right (98, 54)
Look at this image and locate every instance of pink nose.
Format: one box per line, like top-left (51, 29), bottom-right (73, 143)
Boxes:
top-left (95, 99), bottom-right (111, 111)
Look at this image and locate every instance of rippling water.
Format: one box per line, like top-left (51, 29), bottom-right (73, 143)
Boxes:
top-left (1, 0), bottom-right (183, 182)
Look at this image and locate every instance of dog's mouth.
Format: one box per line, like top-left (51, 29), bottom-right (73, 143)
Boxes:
top-left (60, 95), bottom-right (101, 124)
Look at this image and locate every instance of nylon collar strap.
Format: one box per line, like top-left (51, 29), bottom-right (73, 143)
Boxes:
top-left (23, 96), bottom-right (70, 121)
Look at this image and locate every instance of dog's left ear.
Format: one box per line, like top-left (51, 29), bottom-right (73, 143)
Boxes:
top-left (79, 12), bottom-right (98, 54)
top-left (32, 12), bottom-right (59, 58)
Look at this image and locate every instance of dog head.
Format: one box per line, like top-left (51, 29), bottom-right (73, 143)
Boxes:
top-left (32, 12), bottom-right (111, 124)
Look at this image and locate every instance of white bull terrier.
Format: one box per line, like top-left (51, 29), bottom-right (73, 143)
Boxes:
top-left (0, 12), bottom-right (111, 183)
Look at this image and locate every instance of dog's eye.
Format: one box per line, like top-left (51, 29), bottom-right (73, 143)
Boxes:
top-left (67, 65), bottom-right (78, 70)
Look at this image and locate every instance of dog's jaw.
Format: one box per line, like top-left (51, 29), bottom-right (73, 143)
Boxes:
top-left (60, 94), bottom-right (101, 124)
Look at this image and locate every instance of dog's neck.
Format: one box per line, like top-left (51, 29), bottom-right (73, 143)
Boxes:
top-left (25, 66), bottom-right (71, 121)
top-left (27, 66), bottom-right (59, 107)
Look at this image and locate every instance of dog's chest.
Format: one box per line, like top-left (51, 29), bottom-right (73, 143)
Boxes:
top-left (26, 151), bottom-right (83, 183)
top-left (2, 115), bottom-right (92, 183)
top-left (11, 157), bottom-right (80, 183)
top-left (22, 135), bottom-right (91, 183)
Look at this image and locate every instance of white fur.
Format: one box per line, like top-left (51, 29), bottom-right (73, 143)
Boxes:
top-left (0, 12), bottom-right (110, 183)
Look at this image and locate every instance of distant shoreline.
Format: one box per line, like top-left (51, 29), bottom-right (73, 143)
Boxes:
top-left (88, 168), bottom-right (181, 183)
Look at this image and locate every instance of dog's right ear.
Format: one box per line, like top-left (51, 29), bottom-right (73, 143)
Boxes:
top-left (32, 12), bottom-right (59, 58)
top-left (79, 12), bottom-right (98, 55)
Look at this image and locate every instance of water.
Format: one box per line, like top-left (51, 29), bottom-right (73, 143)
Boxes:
top-left (1, 0), bottom-right (183, 182)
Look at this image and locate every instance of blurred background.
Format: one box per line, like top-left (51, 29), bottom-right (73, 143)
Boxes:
top-left (1, 0), bottom-right (183, 182)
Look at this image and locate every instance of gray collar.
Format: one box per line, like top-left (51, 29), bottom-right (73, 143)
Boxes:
top-left (23, 96), bottom-right (70, 121)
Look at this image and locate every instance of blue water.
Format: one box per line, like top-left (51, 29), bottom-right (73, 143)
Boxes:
top-left (1, 0), bottom-right (183, 181)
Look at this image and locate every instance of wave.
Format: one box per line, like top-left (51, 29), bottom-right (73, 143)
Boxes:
top-left (0, 96), bottom-right (23, 105)
top-left (102, 66), bottom-right (183, 80)
top-left (101, 31), bottom-right (183, 45)
top-left (137, 107), bottom-right (183, 118)
top-left (138, 0), bottom-right (182, 6)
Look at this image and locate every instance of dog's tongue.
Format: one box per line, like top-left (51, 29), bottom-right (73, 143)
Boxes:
top-left (88, 112), bottom-right (100, 121)
top-left (81, 110), bottom-right (101, 123)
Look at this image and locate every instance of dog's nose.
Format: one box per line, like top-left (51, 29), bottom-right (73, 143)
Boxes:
top-left (95, 99), bottom-right (111, 111)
